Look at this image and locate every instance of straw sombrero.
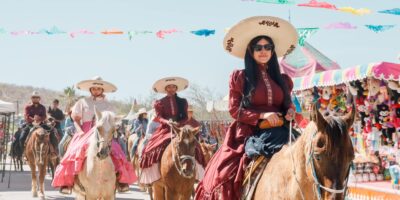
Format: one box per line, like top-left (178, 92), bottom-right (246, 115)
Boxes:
top-left (76, 76), bottom-right (117, 93)
top-left (223, 16), bottom-right (298, 58)
top-left (188, 105), bottom-right (194, 112)
top-left (152, 76), bottom-right (188, 93)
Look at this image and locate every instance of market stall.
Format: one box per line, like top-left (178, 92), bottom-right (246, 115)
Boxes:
top-left (291, 62), bottom-right (400, 198)
top-left (0, 99), bottom-right (16, 184)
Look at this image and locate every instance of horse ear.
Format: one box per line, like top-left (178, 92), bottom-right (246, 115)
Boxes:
top-left (191, 127), bottom-right (200, 136)
top-left (94, 106), bottom-right (102, 121)
top-left (313, 104), bottom-right (328, 131)
top-left (171, 123), bottom-right (180, 136)
top-left (342, 105), bottom-right (355, 129)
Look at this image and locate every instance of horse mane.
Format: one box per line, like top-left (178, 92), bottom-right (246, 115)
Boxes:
top-left (87, 111), bottom-right (115, 174)
top-left (311, 115), bottom-right (352, 164)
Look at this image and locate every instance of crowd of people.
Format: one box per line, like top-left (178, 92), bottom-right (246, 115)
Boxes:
top-left (9, 15), bottom-right (353, 200)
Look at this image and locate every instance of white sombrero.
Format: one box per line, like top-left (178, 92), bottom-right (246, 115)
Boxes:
top-left (152, 76), bottom-right (189, 93)
top-left (76, 76), bottom-right (117, 93)
top-left (31, 91), bottom-right (41, 97)
top-left (136, 108), bottom-right (147, 116)
top-left (223, 16), bottom-right (298, 58)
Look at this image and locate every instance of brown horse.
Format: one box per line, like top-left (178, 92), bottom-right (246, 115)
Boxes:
top-left (73, 109), bottom-right (116, 200)
top-left (253, 107), bottom-right (355, 200)
top-left (152, 125), bottom-right (200, 200)
top-left (199, 142), bottom-right (216, 166)
top-left (25, 126), bottom-right (51, 199)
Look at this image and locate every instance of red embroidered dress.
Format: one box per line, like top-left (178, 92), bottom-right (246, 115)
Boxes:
top-left (195, 68), bottom-right (293, 200)
top-left (140, 95), bottom-right (206, 169)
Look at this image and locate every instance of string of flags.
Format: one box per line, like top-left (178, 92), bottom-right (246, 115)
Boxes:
top-left (0, 24), bottom-right (397, 45)
top-left (243, 0), bottom-right (400, 16)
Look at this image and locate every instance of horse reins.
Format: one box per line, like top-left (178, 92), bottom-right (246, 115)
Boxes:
top-left (169, 124), bottom-right (196, 179)
top-left (288, 120), bottom-right (306, 200)
top-left (307, 130), bottom-right (351, 200)
top-left (32, 128), bottom-right (50, 165)
top-left (95, 129), bottom-right (112, 157)
top-left (288, 119), bottom-right (351, 200)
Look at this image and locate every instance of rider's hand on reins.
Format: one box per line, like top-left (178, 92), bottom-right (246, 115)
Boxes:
top-left (260, 112), bottom-right (281, 127)
top-left (285, 108), bottom-right (295, 121)
top-left (167, 119), bottom-right (178, 127)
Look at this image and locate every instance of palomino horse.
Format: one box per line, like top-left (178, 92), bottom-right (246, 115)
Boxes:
top-left (253, 106), bottom-right (355, 200)
top-left (128, 132), bottom-right (147, 191)
top-left (73, 109), bottom-right (116, 200)
top-left (25, 126), bottom-right (51, 199)
top-left (152, 124), bottom-right (200, 200)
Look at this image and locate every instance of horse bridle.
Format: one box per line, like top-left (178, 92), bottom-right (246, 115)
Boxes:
top-left (170, 124), bottom-right (196, 179)
top-left (307, 130), bottom-right (351, 200)
top-left (95, 129), bottom-right (112, 157)
top-left (32, 128), bottom-right (50, 165)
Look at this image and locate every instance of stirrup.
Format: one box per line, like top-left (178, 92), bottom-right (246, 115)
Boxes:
top-left (117, 183), bottom-right (130, 193)
top-left (60, 186), bottom-right (72, 195)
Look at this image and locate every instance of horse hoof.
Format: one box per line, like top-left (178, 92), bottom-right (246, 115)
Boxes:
top-left (32, 192), bottom-right (38, 197)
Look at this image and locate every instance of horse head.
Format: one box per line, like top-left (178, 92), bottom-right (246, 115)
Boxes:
top-left (200, 142), bottom-right (217, 165)
top-left (90, 107), bottom-right (115, 160)
top-left (171, 124), bottom-right (200, 178)
top-left (31, 126), bottom-right (50, 166)
top-left (306, 105), bottom-right (355, 199)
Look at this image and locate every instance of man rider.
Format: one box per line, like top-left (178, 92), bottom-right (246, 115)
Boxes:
top-left (19, 91), bottom-right (58, 159)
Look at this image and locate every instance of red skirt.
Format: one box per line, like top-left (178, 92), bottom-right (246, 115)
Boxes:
top-left (195, 121), bottom-right (252, 200)
top-left (140, 124), bottom-right (206, 169)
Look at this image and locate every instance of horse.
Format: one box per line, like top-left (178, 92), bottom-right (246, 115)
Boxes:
top-left (11, 130), bottom-right (24, 172)
top-left (73, 109), bottom-right (117, 200)
top-left (199, 142), bottom-right (216, 166)
top-left (252, 106), bottom-right (355, 200)
top-left (25, 126), bottom-right (52, 199)
top-left (152, 124), bottom-right (200, 200)
top-left (128, 132), bottom-right (147, 191)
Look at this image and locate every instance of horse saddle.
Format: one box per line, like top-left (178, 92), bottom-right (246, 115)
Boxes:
top-left (242, 156), bottom-right (270, 200)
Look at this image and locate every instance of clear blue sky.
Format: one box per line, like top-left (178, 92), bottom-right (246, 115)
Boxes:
top-left (0, 0), bottom-right (399, 102)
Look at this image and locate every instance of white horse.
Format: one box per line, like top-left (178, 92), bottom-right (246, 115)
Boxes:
top-left (73, 108), bottom-right (116, 200)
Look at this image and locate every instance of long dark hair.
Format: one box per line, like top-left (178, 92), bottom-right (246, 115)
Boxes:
top-left (242, 35), bottom-right (291, 113)
top-left (175, 94), bottom-right (187, 121)
top-left (138, 114), bottom-right (148, 124)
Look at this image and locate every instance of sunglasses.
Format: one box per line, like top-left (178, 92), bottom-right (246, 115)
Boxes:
top-left (253, 44), bottom-right (273, 52)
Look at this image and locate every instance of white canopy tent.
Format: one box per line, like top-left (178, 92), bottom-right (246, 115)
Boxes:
top-left (206, 95), bottom-right (229, 112)
top-left (0, 100), bottom-right (16, 113)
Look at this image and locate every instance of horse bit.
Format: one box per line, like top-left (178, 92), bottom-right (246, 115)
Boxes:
top-left (307, 130), bottom-right (351, 200)
top-left (95, 129), bottom-right (112, 157)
